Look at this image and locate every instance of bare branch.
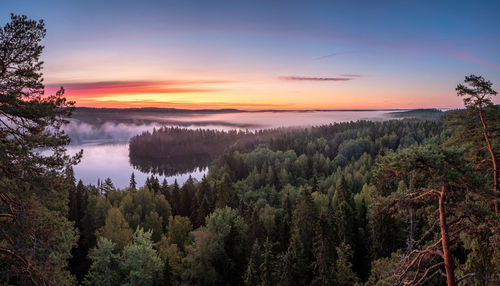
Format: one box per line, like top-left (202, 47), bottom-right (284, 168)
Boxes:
top-left (457, 273), bottom-right (500, 284)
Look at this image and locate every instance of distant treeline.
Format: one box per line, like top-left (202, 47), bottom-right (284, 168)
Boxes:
top-left (73, 107), bottom-right (403, 114)
top-left (70, 108), bottom-right (261, 128)
top-left (387, 108), bottom-right (446, 119)
top-left (129, 127), bottom-right (290, 175)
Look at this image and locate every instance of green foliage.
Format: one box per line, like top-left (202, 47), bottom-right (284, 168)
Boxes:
top-left (56, 102), bottom-right (500, 284)
top-left (120, 228), bottom-right (164, 286)
top-left (82, 194), bottom-right (112, 247)
top-left (10, 9), bottom-right (500, 286)
top-left (84, 228), bottom-right (164, 286)
top-left (97, 207), bottom-right (133, 250)
top-left (182, 229), bottom-right (219, 285)
top-left (243, 241), bottom-right (262, 286)
top-left (332, 175), bottom-right (356, 243)
top-left (456, 74), bottom-right (497, 109)
top-left (167, 215), bottom-right (193, 252)
top-left (119, 187), bottom-right (171, 242)
top-left (333, 242), bottom-right (359, 285)
top-left (289, 187), bottom-right (318, 284)
top-left (312, 213), bottom-right (335, 286)
top-left (0, 14), bottom-right (80, 285)
top-left (184, 207), bottom-right (248, 285)
top-left (259, 237), bottom-right (277, 286)
top-left (459, 239), bottom-right (496, 285)
top-left (83, 238), bottom-right (120, 286)
top-left (156, 234), bottom-right (183, 285)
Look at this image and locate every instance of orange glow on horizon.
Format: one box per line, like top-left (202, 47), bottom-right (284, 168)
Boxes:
top-left (45, 79), bottom-right (470, 110)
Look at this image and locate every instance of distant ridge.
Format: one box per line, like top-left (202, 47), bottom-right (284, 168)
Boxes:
top-left (387, 108), bottom-right (446, 119)
top-left (73, 107), bottom-right (408, 114)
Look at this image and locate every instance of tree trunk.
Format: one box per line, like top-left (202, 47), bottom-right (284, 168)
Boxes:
top-left (478, 108), bottom-right (498, 213)
top-left (439, 186), bottom-right (457, 286)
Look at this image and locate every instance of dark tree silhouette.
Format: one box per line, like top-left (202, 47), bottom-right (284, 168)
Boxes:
top-left (0, 14), bottom-right (80, 284)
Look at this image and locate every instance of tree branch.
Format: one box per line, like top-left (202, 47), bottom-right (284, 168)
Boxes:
top-left (457, 273), bottom-right (500, 284)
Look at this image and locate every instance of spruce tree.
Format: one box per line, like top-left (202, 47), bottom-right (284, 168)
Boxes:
top-left (333, 242), bottom-right (359, 286)
top-left (332, 175), bottom-right (356, 244)
top-left (260, 237), bottom-right (277, 286)
top-left (243, 241), bottom-right (261, 286)
top-left (129, 173), bottom-right (137, 190)
top-left (312, 213), bottom-right (335, 286)
top-left (289, 186), bottom-right (318, 284)
top-left (170, 180), bottom-right (181, 215)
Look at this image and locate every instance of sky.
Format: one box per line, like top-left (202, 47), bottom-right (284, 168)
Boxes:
top-left (1, 0), bottom-right (500, 109)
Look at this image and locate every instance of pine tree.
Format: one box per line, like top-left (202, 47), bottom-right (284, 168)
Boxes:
top-left (0, 14), bottom-right (80, 284)
top-left (454, 74), bottom-right (498, 212)
top-left (374, 145), bottom-right (494, 285)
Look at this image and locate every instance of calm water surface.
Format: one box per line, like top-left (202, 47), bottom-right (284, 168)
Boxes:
top-left (68, 110), bottom-right (395, 188)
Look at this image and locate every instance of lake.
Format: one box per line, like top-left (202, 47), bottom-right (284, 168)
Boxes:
top-left (66, 110), bottom-right (398, 188)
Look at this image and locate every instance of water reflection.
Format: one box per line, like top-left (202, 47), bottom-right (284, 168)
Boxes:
top-left (129, 154), bottom-right (212, 177)
top-left (68, 110), bottom-right (396, 188)
top-left (67, 143), bottom-right (207, 189)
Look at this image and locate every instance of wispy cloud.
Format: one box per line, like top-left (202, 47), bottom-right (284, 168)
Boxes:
top-left (279, 76), bottom-right (355, 81)
top-left (446, 51), bottom-right (500, 70)
top-left (314, 50), bottom-right (359, 60)
top-left (68, 98), bottom-right (293, 109)
top-left (45, 80), bottom-right (232, 96)
top-left (339, 74), bottom-right (363, 78)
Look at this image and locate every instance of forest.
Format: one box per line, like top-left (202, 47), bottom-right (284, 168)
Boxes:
top-left (1, 14), bottom-right (500, 286)
top-left (128, 127), bottom-right (304, 175)
top-left (129, 127), bottom-right (256, 175)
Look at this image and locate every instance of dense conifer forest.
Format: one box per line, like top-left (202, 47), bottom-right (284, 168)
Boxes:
top-left (129, 127), bottom-right (260, 175)
top-left (1, 14), bottom-right (499, 286)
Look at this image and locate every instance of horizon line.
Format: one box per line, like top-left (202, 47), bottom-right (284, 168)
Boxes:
top-left (73, 106), bottom-right (455, 112)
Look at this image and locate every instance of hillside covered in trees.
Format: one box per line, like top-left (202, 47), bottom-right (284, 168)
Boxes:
top-left (68, 108), bottom-right (499, 285)
top-left (1, 13), bottom-right (499, 286)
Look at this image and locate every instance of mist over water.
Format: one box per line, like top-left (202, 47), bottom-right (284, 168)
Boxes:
top-left (67, 110), bottom-right (395, 188)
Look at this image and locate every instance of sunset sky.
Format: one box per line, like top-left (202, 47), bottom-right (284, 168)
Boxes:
top-left (1, 0), bottom-right (499, 109)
